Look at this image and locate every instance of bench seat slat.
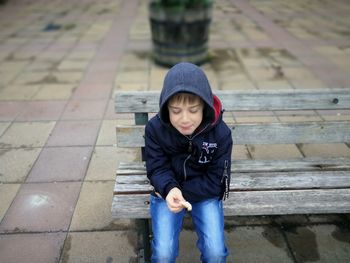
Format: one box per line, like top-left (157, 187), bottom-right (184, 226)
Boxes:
top-left (116, 121), bottom-right (350, 146)
top-left (112, 189), bottom-right (350, 218)
top-left (115, 89), bottom-right (350, 113)
top-left (117, 158), bottom-right (350, 174)
top-left (114, 171), bottom-right (350, 194)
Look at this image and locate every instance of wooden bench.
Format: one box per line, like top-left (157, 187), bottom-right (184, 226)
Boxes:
top-left (111, 89), bottom-right (350, 262)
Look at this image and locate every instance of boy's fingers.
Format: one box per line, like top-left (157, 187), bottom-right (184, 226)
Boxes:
top-left (179, 201), bottom-right (192, 211)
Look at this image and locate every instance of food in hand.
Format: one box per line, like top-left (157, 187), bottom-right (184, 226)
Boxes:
top-left (180, 201), bottom-right (192, 211)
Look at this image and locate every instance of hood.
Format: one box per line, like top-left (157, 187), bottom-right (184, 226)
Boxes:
top-left (159, 62), bottom-right (221, 126)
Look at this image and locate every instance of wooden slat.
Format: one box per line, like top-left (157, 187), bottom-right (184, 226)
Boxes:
top-left (117, 158), bottom-right (350, 174)
top-left (113, 171), bottom-right (350, 194)
top-left (224, 189), bottom-right (350, 216)
top-left (111, 189), bottom-right (350, 218)
top-left (114, 89), bottom-right (350, 113)
top-left (115, 174), bottom-right (152, 193)
top-left (232, 157), bottom-right (350, 172)
top-left (116, 121), bottom-right (350, 147)
top-left (231, 121), bottom-right (350, 145)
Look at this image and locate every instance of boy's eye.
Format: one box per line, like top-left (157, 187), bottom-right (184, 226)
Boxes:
top-left (189, 107), bottom-right (199, 113)
top-left (171, 109), bottom-right (181, 114)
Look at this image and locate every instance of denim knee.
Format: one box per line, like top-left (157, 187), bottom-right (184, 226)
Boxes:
top-left (151, 238), bottom-right (178, 263)
top-left (199, 239), bottom-right (228, 263)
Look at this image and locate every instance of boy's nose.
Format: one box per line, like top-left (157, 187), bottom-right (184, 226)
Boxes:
top-left (181, 111), bottom-right (189, 121)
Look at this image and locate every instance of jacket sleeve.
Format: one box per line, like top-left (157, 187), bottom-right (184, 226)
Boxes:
top-left (182, 125), bottom-right (233, 201)
top-left (145, 121), bottom-right (180, 199)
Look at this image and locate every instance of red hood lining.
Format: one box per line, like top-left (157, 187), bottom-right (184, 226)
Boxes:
top-left (212, 95), bottom-right (222, 125)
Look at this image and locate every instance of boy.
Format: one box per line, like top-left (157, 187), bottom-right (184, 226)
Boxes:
top-left (145, 62), bottom-right (233, 262)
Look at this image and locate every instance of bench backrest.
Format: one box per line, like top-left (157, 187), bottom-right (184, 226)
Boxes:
top-left (115, 89), bottom-right (350, 150)
top-left (115, 89), bottom-right (350, 113)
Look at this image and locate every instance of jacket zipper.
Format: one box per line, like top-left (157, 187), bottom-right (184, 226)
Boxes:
top-left (182, 124), bottom-right (210, 181)
top-left (221, 160), bottom-right (229, 200)
top-left (183, 154), bottom-right (191, 181)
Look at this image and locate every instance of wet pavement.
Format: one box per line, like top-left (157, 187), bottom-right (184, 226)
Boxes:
top-left (0, 0), bottom-right (350, 262)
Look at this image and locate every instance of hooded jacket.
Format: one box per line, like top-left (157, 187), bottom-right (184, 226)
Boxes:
top-left (145, 62), bottom-right (233, 203)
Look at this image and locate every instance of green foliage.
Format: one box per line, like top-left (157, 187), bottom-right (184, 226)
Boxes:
top-left (150, 0), bottom-right (213, 9)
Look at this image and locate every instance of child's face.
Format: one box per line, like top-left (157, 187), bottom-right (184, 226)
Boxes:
top-left (168, 96), bottom-right (204, 136)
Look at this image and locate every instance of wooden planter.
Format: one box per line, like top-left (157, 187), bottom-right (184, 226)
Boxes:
top-left (149, 3), bottom-right (212, 66)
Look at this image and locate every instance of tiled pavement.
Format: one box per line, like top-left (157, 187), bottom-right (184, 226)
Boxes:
top-left (0, 0), bottom-right (350, 262)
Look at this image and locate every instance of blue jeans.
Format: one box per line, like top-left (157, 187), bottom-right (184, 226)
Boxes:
top-left (150, 195), bottom-right (228, 263)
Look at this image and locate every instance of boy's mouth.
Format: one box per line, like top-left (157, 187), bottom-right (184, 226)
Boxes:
top-left (180, 125), bottom-right (192, 131)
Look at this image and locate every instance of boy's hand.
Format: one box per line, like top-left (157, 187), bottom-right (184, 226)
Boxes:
top-left (166, 187), bottom-right (191, 213)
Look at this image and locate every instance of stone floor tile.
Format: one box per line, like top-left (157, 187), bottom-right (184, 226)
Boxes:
top-left (248, 144), bottom-right (303, 159)
top-left (227, 226), bottom-right (293, 262)
top-left (0, 232), bottom-right (66, 263)
top-left (179, 223), bottom-right (294, 261)
top-left (46, 120), bottom-right (100, 147)
top-left (52, 72), bottom-right (83, 84)
top-left (114, 82), bottom-right (148, 91)
top-left (178, 230), bottom-right (200, 260)
top-left (283, 67), bottom-right (316, 79)
top-left (232, 145), bottom-right (251, 160)
top-left (0, 184), bottom-right (21, 222)
top-left (96, 120), bottom-right (117, 146)
top-left (61, 231), bottom-right (138, 263)
top-left (72, 83), bottom-right (112, 100)
top-left (16, 101), bottom-right (67, 121)
top-left (57, 60), bottom-right (89, 71)
top-left (27, 146), bottom-right (93, 182)
top-left (0, 85), bottom-right (41, 100)
top-left (61, 100), bottom-right (106, 120)
top-left (0, 61), bottom-right (29, 73)
top-left (0, 62), bottom-right (15, 75)
top-left (290, 78), bottom-right (329, 89)
top-left (0, 148), bottom-right (41, 183)
top-left (286, 225), bottom-right (350, 262)
top-left (12, 72), bottom-right (50, 85)
top-left (83, 70), bottom-right (116, 84)
top-left (0, 122), bottom-right (10, 136)
top-left (0, 182), bottom-right (81, 233)
top-left (0, 121), bottom-right (55, 148)
top-left (298, 143), bottom-right (350, 157)
top-left (65, 51), bottom-right (95, 61)
top-left (103, 99), bottom-right (117, 119)
top-left (116, 71), bottom-right (148, 84)
top-left (85, 146), bottom-right (139, 181)
top-left (70, 181), bottom-right (121, 231)
top-left (24, 60), bottom-right (55, 72)
top-left (256, 80), bottom-right (294, 90)
top-left (33, 84), bottom-right (77, 100)
top-left (0, 101), bottom-right (26, 121)
top-left (220, 80), bottom-right (257, 90)
top-left (35, 51), bottom-right (68, 63)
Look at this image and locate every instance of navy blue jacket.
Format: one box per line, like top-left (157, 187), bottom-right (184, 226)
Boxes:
top-left (145, 62), bottom-right (233, 203)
